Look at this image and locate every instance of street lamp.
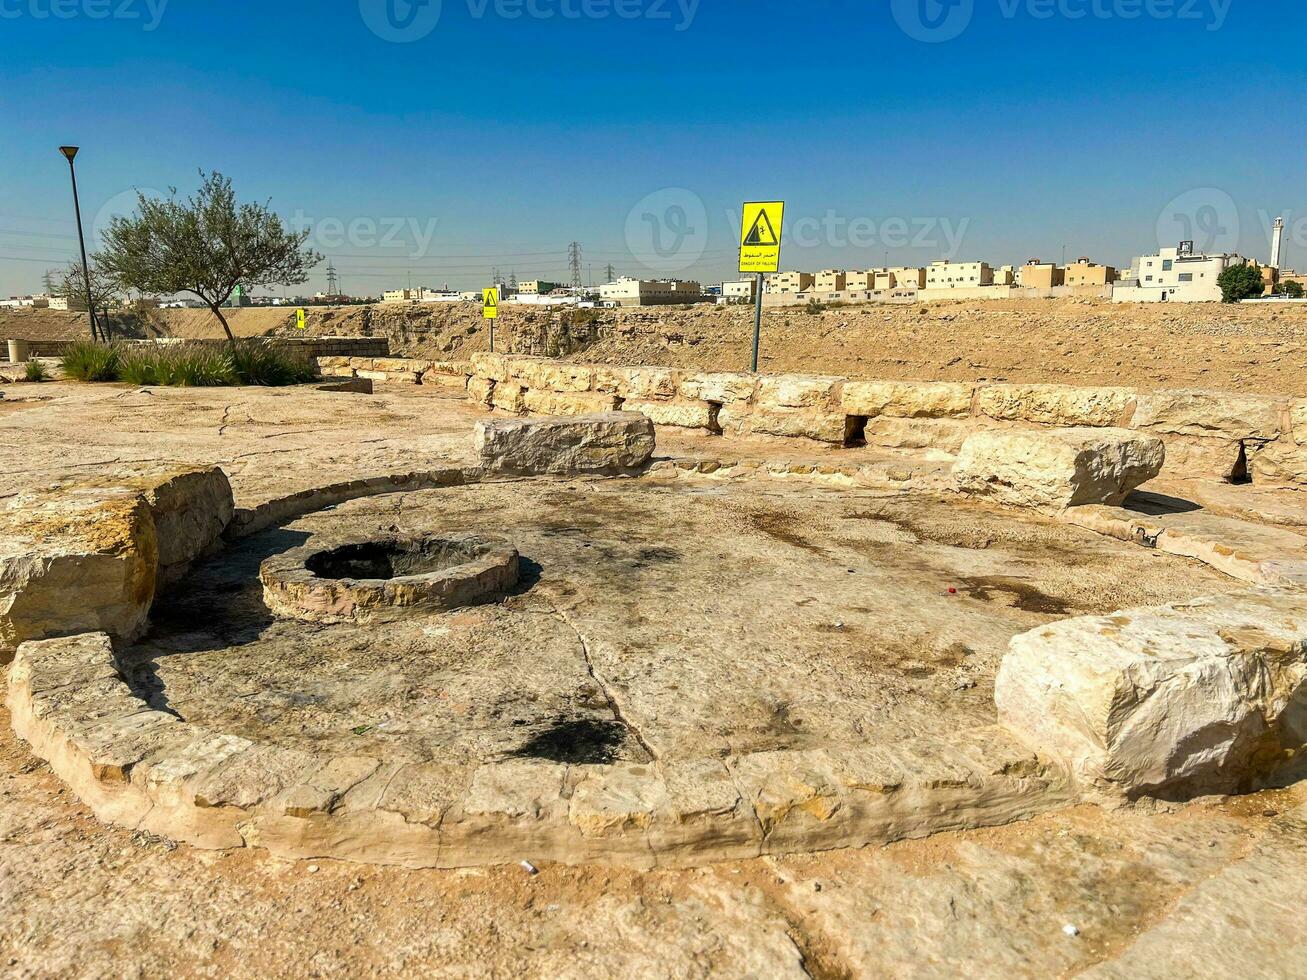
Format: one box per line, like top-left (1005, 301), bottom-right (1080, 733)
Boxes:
top-left (59, 145), bottom-right (100, 341)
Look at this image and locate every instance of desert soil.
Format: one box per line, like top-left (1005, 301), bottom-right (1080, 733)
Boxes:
top-left (5, 297), bottom-right (1307, 394)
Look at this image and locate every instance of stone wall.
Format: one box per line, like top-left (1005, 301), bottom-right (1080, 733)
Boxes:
top-left (309, 353), bottom-right (1307, 487)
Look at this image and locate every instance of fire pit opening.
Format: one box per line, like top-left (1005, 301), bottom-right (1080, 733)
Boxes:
top-left (307, 538), bottom-right (497, 581)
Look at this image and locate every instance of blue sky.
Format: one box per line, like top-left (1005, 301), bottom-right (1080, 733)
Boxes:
top-left (2, 0), bottom-right (1304, 295)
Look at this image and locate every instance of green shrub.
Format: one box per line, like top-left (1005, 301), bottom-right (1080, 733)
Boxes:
top-left (117, 343), bottom-right (237, 387)
top-left (61, 339), bottom-right (312, 387)
top-left (229, 341), bottom-right (315, 386)
top-left (61, 340), bottom-right (121, 382)
top-left (23, 359), bottom-right (48, 382)
top-left (1217, 263), bottom-right (1265, 303)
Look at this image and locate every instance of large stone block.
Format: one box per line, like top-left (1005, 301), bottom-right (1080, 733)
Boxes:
top-left (863, 417), bottom-right (972, 454)
top-left (490, 381), bottom-right (528, 416)
top-left (624, 398), bottom-right (713, 429)
top-left (975, 384), bottom-right (1135, 427)
top-left (474, 412), bottom-right (656, 476)
top-left (756, 375), bottom-right (840, 409)
top-left (512, 359), bottom-right (593, 393)
top-left (0, 488), bottom-right (158, 662)
top-left (466, 377), bottom-right (496, 408)
top-left (522, 390), bottom-right (618, 417)
top-left (954, 427), bottom-right (1164, 510)
top-left (678, 372), bottom-right (758, 405)
top-left (1131, 389), bottom-right (1286, 441)
top-left (745, 405), bottom-right (846, 444)
top-left (841, 380), bottom-right (974, 419)
top-left (137, 467), bottom-right (234, 583)
top-left (995, 590), bottom-right (1307, 799)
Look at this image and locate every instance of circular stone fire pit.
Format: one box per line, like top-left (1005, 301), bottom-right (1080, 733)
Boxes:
top-left (260, 532), bottom-right (519, 623)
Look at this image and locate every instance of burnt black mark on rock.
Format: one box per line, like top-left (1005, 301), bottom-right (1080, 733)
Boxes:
top-left (509, 717), bottom-right (630, 765)
top-left (750, 511), bottom-right (831, 558)
top-left (957, 576), bottom-right (1070, 615)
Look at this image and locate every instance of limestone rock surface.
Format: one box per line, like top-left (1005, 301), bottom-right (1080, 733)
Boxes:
top-left (995, 589), bottom-right (1307, 799)
top-left (954, 427), bottom-right (1164, 509)
top-left (474, 412), bottom-right (655, 476)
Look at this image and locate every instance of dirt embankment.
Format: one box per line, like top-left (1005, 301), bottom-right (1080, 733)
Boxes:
top-left (8, 298), bottom-right (1306, 396)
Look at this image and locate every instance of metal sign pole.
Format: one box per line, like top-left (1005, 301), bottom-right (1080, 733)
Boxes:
top-left (751, 272), bottom-right (764, 373)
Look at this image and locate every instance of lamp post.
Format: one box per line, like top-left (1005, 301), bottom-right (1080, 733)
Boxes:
top-left (58, 146), bottom-right (99, 342)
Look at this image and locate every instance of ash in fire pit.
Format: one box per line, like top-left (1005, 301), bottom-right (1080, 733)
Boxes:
top-left (261, 532), bottom-right (520, 623)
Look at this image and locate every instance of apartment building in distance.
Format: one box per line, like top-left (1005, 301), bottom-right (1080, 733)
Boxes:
top-left (844, 270), bottom-right (874, 291)
top-left (599, 277), bottom-right (704, 307)
top-left (517, 280), bottom-right (560, 295)
top-left (382, 289), bottom-right (421, 303)
top-left (1064, 259), bottom-right (1117, 288)
top-left (925, 260), bottom-right (994, 289)
top-left (1018, 260), bottom-right (1064, 289)
top-left (767, 271), bottom-right (816, 294)
top-left (1113, 243), bottom-right (1247, 303)
top-left (815, 270), bottom-right (847, 292)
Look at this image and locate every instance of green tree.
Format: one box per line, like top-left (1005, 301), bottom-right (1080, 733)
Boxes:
top-left (96, 171), bottom-right (321, 343)
top-left (1280, 279), bottom-right (1304, 299)
top-left (1216, 262), bottom-right (1266, 303)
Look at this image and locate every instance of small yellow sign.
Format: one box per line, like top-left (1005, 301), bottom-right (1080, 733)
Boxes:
top-left (295, 308), bottom-right (307, 331)
top-left (739, 201), bottom-right (785, 274)
top-left (482, 288), bottom-right (499, 319)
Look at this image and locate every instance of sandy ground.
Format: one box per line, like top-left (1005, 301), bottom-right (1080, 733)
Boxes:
top-left (6, 297), bottom-right (1307, 394)
top-left (3, 379), bottom-right (1307, 976)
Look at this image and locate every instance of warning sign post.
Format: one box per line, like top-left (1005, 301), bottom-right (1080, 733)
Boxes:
top-left (739, 201), bottom-right (785, 372)
top-left (482, 287), bottom-right (500, 352)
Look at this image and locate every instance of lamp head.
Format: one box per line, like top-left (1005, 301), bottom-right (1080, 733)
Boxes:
top-left (59, 146), bottom-right (79, 161)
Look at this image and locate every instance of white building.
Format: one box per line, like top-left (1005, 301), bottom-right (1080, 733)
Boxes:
top-left (1112, 244), bottom-right (1247, 303)
top-left (598, 278), bottom-right (704, 307)
top-left (925, 261), bottom-right (994, 289)
top-left (721, 279), bottom-right (758, 302)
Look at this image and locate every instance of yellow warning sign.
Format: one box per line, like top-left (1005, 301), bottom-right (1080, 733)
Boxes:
top-left (739, 201), bottom-right (784, 273)
top-left (295, 308), bottom-right (306, 331)
top-left (482, 288), bottom-right (499, 319)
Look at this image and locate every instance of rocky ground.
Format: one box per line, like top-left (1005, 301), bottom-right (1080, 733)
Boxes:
top-left (5, 297), bottom-right (1307, 394)
top-left (2, 379), bottom-right (1307, 976)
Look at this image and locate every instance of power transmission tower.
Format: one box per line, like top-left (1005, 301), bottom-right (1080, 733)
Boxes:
top-left (568, 242), bottom-right (583, 289)
top-left (492, 267), bottom-right (502, 288)
top-left (42, 268), bottom-right (58, 295)
top-left (509, 270), bottom-right (518, 290)
top-left (604, 263), bottom-right (616, 283)
top-left (326, 261), bottom-right (339, 296)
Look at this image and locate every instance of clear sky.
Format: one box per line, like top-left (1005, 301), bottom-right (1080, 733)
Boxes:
top-left (2, 0), bottom-right (1304, 296)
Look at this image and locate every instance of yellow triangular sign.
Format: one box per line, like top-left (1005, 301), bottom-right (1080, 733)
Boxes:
top-left (743, 209), bottom-right (778, 247)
